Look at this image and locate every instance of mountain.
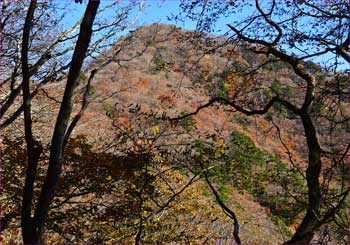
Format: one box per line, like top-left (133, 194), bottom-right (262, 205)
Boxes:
top-left (2, 23), bottom-right (349, 244)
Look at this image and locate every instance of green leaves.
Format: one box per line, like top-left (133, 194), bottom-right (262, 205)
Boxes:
top-left (79, 71), bottom-right (88, 81)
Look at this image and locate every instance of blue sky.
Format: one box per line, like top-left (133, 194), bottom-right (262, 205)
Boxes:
top-left (60, 0), bottom-right (348, 71)
top-left (60, 0), bottom-right (247, 52)
top-left (61, 1), bottom-right (229, 34)
top-left (139, 1), bottom-right (184, 26)
top-left (60, 1), bottom-right (198, 47)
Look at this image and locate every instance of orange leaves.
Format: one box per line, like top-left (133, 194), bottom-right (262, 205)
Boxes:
top-left (138, 77), bottom-right (149, 88)
top-left (224, 73), bottom-right (240, 97)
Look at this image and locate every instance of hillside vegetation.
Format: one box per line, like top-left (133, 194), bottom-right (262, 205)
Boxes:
top-left (2, 21), bottom-right (349, 244)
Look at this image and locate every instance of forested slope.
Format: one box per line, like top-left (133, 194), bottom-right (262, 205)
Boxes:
top-left (2, 23), bottom-right (349, 244)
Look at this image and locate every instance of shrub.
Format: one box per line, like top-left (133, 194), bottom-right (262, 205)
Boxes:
top-left (179, 114), bottom-right (196, 132)
top-left (149, 54), bottom-right (169, 74)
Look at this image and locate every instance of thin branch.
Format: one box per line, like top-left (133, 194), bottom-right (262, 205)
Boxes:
top-left (168, 96), bottom-right (300, 122)
top-left (40, 88), bottom-right (62, 104)
top-left (201, 165), bottom-right (241, 244)
top-left (255, 0), bottom-right (282, 45)
top-left (271, 118), bottom-right (306, 179)
top-left (63, 69), bottom-right (97, 148)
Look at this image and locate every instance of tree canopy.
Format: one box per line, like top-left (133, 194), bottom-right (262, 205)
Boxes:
top-left (1, 1), bottom-right (349, 244)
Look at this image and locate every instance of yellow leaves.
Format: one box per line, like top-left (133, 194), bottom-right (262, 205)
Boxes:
top-left (200, 54), bottom-right (213, 79)
top-left (151, 125), bottom-right (160, 135)
top-left (224, 81), bottom-right (235, 91)
top-left (153, 152), bottom-right (163, 163)
top-left (224, 73), bottom-right (243, 96)
top-left (215, 139), bottom-right (228, 158)
top-left (106, 231), bottom-right (118, 244)
top-left (204, 54), bottom-right (211, 61)
top-left (297, 63), bottom-right (304, 70)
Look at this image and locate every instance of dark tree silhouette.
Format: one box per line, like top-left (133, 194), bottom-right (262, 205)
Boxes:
top-left (20, 1), bottom-right (100, 243)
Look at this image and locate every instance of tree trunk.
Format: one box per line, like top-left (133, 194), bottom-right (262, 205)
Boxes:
top-left (284, 113), bottom-right (322, 244)
top-left (20, 1), bottom-right (100, 243)
top-left (20, 1), bottom-right (43, 243)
